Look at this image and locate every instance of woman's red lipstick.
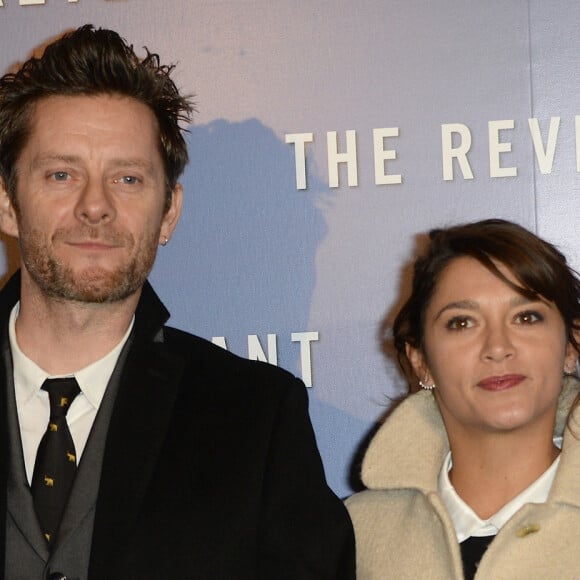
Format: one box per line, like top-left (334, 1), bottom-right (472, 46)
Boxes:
top-left (477, 374), bottom-right (525, 391)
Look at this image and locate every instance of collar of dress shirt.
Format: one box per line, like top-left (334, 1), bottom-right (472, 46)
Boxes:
top-left (10, 302), bottom-right (134, 410)
top-left (438, 438), bottom-right (562, 543)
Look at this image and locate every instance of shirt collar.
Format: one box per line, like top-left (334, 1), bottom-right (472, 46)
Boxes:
top-left (438, 439), bottom-right (562, 543)
top-left (10, 302), bottom-right (134, 409)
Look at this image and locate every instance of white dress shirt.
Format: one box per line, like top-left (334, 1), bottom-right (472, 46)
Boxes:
top-left (438, 439), bottom-right (562, 543)
top-left (9, 303), bottom-right (134, 484)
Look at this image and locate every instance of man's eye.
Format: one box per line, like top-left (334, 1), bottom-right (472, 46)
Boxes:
top-left (114, 176), bottom-right (140, 185)
top-left (446, 316), bottom-right (473, 331)
top-left (51, 171), bottom-right (70, 181)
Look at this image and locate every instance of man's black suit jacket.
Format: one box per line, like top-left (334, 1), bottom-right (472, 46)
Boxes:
top-left (0, 274), bottom-right (355, 579)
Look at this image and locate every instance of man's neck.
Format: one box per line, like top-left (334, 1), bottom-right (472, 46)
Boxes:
top-left (15, 281), bottom-right (140, 375)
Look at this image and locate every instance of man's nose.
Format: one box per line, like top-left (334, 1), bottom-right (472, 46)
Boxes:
top-left (74, 178), bottom-right (116, 225)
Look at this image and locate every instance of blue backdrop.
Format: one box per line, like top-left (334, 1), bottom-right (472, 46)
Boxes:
top-left (1, 0), bottom-right (579, 498)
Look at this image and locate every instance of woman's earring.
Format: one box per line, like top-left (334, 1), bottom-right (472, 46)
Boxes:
top-left (419, 377), bottom-right (436, 390)
top-left (564, 361), bottom-right (578, 376)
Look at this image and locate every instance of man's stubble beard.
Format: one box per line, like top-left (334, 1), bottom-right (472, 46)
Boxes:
top-left (19, 226), bottom-right (160, 304)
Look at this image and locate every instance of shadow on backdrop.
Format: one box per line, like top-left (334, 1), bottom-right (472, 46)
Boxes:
top-left (151, 118), bottom-right (375, 495)
top-left (154, 118), bottom-right (328, 363)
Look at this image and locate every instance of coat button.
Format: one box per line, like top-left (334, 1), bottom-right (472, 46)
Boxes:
top-left (516, 523), bottom-right (540, 537)
top-left (47, 573), bottom-right (68, 580)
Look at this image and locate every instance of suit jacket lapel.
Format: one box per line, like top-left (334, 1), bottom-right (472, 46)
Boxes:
top-left (89, 287), bottom-right (186, 576)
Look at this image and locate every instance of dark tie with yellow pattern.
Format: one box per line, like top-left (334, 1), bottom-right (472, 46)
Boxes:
top-left (31, 377), bottom-right (81, 545)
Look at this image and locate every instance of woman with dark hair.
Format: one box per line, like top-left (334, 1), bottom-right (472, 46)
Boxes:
top-left (346, 219), bottom-right (580, 579)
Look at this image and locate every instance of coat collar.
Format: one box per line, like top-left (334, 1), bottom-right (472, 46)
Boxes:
top-left (550, 379), bottom-right (580, 507)
top-left (131, 278), bottom-right (171, 343)
top-left (361, 389), bottom-right (448, 492)
top-left (361, 376), bottom-right (580, 501)
top-left (0, 271), bottom-right (171, 343)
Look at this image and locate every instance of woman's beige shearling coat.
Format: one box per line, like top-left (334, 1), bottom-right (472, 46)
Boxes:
top-left (346, 376), bottom-right (580, 579)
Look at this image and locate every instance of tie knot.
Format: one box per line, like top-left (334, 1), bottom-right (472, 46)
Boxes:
top-left (42, 377), bottom-right (80, 418)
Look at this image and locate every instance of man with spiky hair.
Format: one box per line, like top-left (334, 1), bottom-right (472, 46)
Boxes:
top-left (0, 25), bottom-right (354, 579)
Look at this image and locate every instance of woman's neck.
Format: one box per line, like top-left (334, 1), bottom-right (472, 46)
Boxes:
top-left (447, 429), bottom-right (559, 519)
